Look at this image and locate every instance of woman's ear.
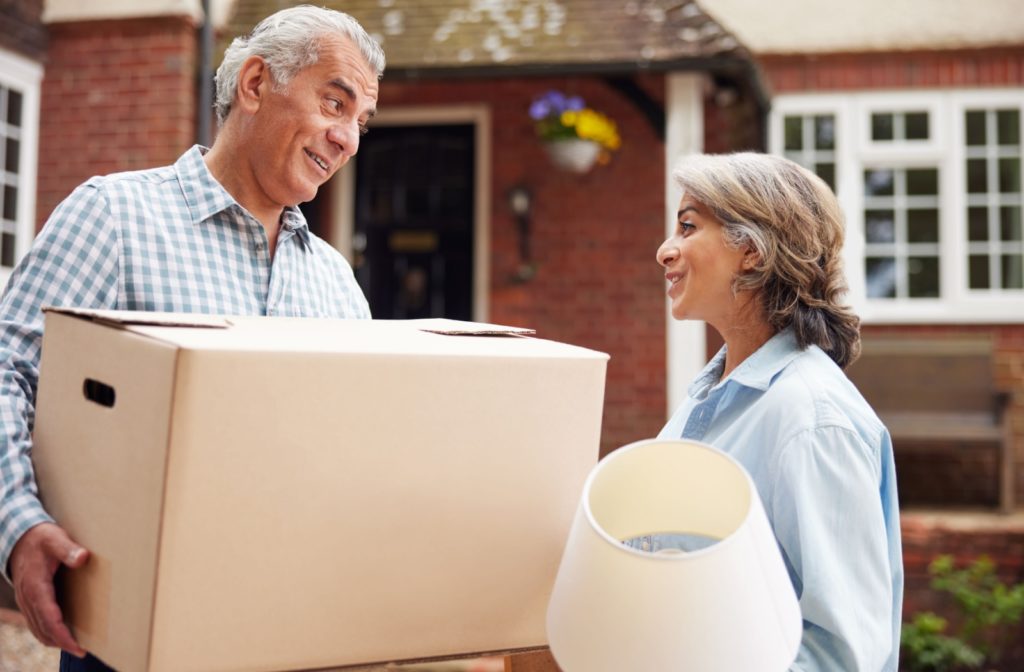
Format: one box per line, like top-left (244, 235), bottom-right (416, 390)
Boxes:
top-left (235, 56), bottom-right (270, 114)
top-left (741, 247), bottom-right (761, 271)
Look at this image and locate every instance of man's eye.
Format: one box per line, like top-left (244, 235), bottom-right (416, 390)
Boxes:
top-left (327, 98), bottom-right (342, 112)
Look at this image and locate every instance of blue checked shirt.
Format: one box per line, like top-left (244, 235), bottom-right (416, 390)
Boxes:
top-left (0, 146), bottom-right (369, 574)
top-left (659, 329), bottom-right (903, 672)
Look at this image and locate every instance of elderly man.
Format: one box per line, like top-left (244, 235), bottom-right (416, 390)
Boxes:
top-left (0, 6), bottom-right (383, 669)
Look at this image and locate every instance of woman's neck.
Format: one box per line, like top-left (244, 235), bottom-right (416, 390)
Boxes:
top-left (717, 298), bottom-right (776, 380)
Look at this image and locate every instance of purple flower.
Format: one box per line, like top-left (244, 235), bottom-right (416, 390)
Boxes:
top-left (530, 90), bottom-right (585, 120)
top-left (529, 98), bottom-right (551, 120)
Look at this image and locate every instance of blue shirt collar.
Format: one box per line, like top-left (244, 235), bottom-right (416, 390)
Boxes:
top-left (175, 145), bottom-right (311, 245)
top-left (689, 328), bottom-right (805, 399)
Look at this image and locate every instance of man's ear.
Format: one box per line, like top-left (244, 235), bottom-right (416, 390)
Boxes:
top-left (235, 56), bottom-right (270, 114)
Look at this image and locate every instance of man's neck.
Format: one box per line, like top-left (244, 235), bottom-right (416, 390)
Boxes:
top-left (203, 133), bottom-right (284, 248)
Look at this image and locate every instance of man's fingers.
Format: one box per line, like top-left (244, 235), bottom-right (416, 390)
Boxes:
top-left (22, 571), bottom-right (86, 656)
top-left (10, 523), bottom-right (90, 655)
top-left (41, 531), bottom-right (89, 570)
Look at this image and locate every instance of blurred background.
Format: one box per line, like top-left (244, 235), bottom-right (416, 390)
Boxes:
top-left (1, 0), bottom-right (1023, 669)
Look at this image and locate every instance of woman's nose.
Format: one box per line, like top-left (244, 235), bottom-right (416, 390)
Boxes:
top-left (657, 238), bottom-right (677, 267)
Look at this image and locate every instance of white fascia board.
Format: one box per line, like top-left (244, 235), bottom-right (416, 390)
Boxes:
top-left (43, 0), bottom-right (203, 24)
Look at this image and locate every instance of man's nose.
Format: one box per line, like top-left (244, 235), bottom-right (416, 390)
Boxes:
top-left (328, 121), bottom-right (359, 159)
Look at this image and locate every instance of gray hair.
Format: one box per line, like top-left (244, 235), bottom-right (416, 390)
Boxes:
top-left (673, 152), bottom-right (862, 369)
top-left (215, 5), bottom-right (385, 125)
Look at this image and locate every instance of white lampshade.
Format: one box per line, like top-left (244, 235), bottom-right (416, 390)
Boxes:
top-left (546, 439), bottom-right (802, 672)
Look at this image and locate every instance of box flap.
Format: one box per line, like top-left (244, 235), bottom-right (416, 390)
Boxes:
top-left (408, 318), bottom-right (535, 336)
top-left (42, 307), bottom-right (231, 329)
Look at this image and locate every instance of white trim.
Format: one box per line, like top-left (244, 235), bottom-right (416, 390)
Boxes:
top-left (43, 0), bottom-right (202, 23)
top-left (0, 49), bottom-right (42, 288)
top-left (770, 87), bottom-right (1024, 324)
top-left (664, 73), bottom-right (707, 417)
top-left (331, 105), bottom-right (491, 321)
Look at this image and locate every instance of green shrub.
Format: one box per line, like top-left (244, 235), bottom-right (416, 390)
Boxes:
top-left (901, 555), bottom-right (1024, 672)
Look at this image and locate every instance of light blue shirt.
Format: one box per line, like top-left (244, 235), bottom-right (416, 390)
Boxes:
top-left (0, 146), bottom-right (370, 575)
top-left (660, 329), bottom-right (903, 671)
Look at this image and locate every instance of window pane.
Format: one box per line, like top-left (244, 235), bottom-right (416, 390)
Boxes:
top-left (906, 168), bottom-right (938, 196)
top-left (5, 137), bottom-right (18, 175)
top-left (1001, 206), bottom-right (1022, 241)
top-left (814, 115), bottom-right (835, 150)
top-left (2, 186), bottom-right (15, 221)
top-left (815, 162), bottom-right (835, 191)
top-left (908, 257), bottom-right (940, 297)
top-left (908, 209), bottom-right (939, 242)
top-left (968, 207), bottom-right (989, 241)
top-left (865, 210), bottom-right (896, 243)
top-left (784, 116), bottom-right (802, 151)
top-left (967, 159), bottom-right (988, 193)
top-left (966, 110), bottom-right (986, 146)
top-left (998, 158), bottom-right (1021, 193)
top-left (6, 90), bottom-right (22, 128)
top-left (865, 169), bottom-right (894, 196)
top-left (1003, 254), bottom-right (1024, 289)
top-left (997, 109), bottom-right (1020, 146)
top-left (905, 112), bottom-right (929, 140)
top-left (0, 233), bottom-right (13, 268)
top-left (969, 255), bottom-right (990, 289)
top-left (872, 113), bottom-right (894, 141)
top-left (866, 257), bottom-right (897, 298)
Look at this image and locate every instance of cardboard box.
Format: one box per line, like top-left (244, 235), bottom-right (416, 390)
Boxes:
top-left (31, 309), bottom-right (607, 672)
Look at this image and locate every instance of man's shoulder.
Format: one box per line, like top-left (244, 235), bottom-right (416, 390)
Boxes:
top-left (84, 162), bottom-right (178, 191)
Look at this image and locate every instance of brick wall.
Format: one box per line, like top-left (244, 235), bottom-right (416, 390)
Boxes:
top-left (0, 0), bottom-right (46, 60)
top-left (37, 17), bottom-right (198, 230)
top-left (761, 47), bottom-right (1024, 93)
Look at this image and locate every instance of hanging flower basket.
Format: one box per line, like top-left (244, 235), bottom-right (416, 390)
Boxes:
top-left (543, 139), bottom-right (602, 174)
top-left (529, 90), bottom-right (621, 174)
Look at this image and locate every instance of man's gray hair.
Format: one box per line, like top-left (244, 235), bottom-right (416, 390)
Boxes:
top-left (214, 5), bottom-right (385, 125)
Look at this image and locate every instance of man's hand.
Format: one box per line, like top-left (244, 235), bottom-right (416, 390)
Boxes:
top-left (9, 522), bottom-right (89, 657)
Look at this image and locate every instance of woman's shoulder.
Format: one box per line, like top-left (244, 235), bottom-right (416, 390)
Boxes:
top-left (765, 345), bottom-right (887, 445)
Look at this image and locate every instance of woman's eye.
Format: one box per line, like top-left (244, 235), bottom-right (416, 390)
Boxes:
top-left (680, 221), bottom-right (695, 236)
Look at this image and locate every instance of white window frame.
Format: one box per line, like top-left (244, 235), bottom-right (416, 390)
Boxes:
top-left (0, 48), bottom-right (42, 288)
top-left (770, 88), bottom-right (1024, 324)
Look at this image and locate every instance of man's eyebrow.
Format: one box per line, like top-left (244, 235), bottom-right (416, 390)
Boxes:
top-left (328, 79), bottom-right (356, 99)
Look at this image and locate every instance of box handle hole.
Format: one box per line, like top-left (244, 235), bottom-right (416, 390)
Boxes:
top-left (83, 379), bottom-right (116, 408)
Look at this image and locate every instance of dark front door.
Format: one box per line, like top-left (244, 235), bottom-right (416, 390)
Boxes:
top-left (352, 124), bottom-right (475, 320)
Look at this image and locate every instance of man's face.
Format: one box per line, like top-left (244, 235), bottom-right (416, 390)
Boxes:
top-left (247, 35), bottom-right (379, 209)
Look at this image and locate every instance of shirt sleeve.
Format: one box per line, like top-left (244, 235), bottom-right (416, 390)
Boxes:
top-left (770, 425), bottom-right (895, 672)
top-left (0, 183), bottom-right (120, 579)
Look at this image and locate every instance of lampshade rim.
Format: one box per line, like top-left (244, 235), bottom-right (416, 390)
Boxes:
top-left (581, 438), bottom-right (758, 561)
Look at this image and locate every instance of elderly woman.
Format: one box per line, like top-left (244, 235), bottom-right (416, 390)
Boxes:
top-left (655, 153), bottom-right (903, 671)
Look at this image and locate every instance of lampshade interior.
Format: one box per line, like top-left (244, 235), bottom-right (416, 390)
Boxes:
top-left (587, 441), bottom-right (751, 549)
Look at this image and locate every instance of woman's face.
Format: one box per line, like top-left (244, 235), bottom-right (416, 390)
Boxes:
top-left (656, 198), bottom-right (752, 327)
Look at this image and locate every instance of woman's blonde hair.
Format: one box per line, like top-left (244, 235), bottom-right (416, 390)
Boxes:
top-left (672, 152), bottom-right (861, 368)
